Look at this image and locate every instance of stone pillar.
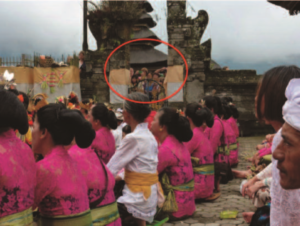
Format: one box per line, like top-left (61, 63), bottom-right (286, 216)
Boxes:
top-left (167, 0), bottom-right (211, 106)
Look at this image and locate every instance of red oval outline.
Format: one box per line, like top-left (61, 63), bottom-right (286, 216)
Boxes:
top-left (104, 38), bottom-right (188, 104)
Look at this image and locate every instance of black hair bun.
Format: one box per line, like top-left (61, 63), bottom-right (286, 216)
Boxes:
top-left (175, 116), bottom-right (193, 142)
top-left (0, 90), bottom-right (28, 134)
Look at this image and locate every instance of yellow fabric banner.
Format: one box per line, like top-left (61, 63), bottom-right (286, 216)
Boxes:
top-left (109, 69), bottom-right (130, 85)
top-left (33, 66), bottom-right (80, 84)
top-left (0, 66), bottom-right (80, 85)
top-left (163, 65), bottom-right (184, 92)
top-left (0, 67), bottom-right (34, 84)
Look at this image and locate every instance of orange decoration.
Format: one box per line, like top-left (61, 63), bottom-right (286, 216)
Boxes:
top-left (18, 95), bottom-right (24, 103)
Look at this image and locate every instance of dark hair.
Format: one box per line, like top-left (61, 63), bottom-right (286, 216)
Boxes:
top-left (125, 93), bottom-right (151, 122)
top-left (19, 92), bottom-right (29, 110)
top-left (0, 90), bottom-right (28, 134)
top-left (36, 103), bottom-right (95, 148)
top-left (92, 103), bottom-right (117, 129)
top-left (257, 66), bottom-right (300, 123)
top-left (222, 103), bottom-right (232, 120)
top-left (122, 125), bottom-right (131, 134)
top-left (131, 75), bottom-right (138, 84)
top-left (8, 88), bottom-right (19, 96)
top-left (229, 105), bottom-right (239, 119)
top-left (203, 95), bottom-right (224, 117)
top-left (185, 103), bottom-right (214, 128)
top-left (69, 94), bottom-right (79, 105)
top-left (223, 97), bottom-right (233, 103)
top-left (203, 96), bottom-right (217, 112)
top-left (153, 73), bottom-right (159, 78)
top-left (158, 107), bottom-right (193, 142)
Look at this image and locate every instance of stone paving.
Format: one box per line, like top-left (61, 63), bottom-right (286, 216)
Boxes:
top-left (164, 136), bottom-right (265, 226)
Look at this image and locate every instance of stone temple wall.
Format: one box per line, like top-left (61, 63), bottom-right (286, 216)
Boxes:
top-left (204, 70), bottom-right (274, 136)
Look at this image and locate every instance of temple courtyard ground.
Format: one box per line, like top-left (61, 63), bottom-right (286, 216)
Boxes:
top-left (165, 136), bottom-right (265, 226)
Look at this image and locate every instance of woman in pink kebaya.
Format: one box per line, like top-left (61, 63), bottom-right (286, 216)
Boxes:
top-left (32, 103), bottom-right (95, 225)
top-left (88, 103), bottom-right (117, 164)
top-left (223, 97), bottom-right (240, 166)
top-left (67, 142), bottom-right (121, 226)
top-left (184, 103), bottom-right (218, 201)
top-left (203, 96), bottom-right (233, 192)
top-left (0, 90), bottom-right (36, 225)
top-left (221, 100), bottom-right (238, 167)
top-left (151, 107), bottom-right (195, 220)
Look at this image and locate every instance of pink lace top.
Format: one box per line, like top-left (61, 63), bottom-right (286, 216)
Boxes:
top-left (157, 135), bottom-right (195, 219)
top-left (227, 117), bottom-right (239, 138)
top-left (0, 129), bottom-right (36, 218)
top-left (184, 127), bottom-right (214, 199)
top-left (33, 146), bottom-right (90, 216)
top-left (204, 115), bottom-right (224, 153)
top-left (91, 127), bottom-right (116, 164)
top-left (68, 145), bottom-right (121, 226)
top-left (222, 119), bottom-right (237, 145)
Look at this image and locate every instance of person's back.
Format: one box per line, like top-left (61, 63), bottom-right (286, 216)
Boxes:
top-left (225, 117), bottom-right (239, 166)
top-left (158, 135), bottom-right (195, 219)
top-left (184, 127), bottom-right (214, 199)
top-left (92, 127), bottom-right (116, 164)
top-left (68, 145), bottom-right (121, 226)
top-left (34, 146), bottom-right (89, 216)
top-left (0, 129), bottom-right (36, 218)
top-left (227, 117), bottom-right (239, 138)
top-left (205, 115), bottom-right (223, 153)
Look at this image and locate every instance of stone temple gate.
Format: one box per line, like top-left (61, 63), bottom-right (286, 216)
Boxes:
top-left (80, 0), bottom-right (272, 136)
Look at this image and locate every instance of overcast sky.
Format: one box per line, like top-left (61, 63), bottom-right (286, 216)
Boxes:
top-left (1, 0), bottom-right (300, 74)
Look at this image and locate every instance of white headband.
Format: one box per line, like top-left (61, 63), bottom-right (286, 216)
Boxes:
top-left (283, 78), bottom-right (300, 132)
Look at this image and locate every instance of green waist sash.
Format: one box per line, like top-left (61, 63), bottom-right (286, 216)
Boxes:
top-left (91, 202), bottom-right (119, 226)
top-left (0, 208), bottom-right (33, 226)
top-left (218, 143), bottom-right (238, 155)
top-left (229, 143), bottom-right (238, 151)
top-left (191, 157), bottom-right (214, 175)
top-left (217, 145), bottom-right (230, 155)
top-left (39, 209), bottom-right (92, 226)
top-left (161, 173), bottom-right (194, 213)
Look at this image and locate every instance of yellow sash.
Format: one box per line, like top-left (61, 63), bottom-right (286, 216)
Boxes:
top-left (91, 202), bottom-right (119, 226)
top-left (0, 208), bottom-right (33, 226)
top-left (124, 170), bottom-right (159, 200)
top-left (39, 209), bottom-right (92, 226)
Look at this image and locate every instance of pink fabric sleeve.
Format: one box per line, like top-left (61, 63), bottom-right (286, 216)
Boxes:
top-left (157, 146), bottom-right (176, 173)
top-left (210, 120), bottom-right (223, 153)
top-left (33, 163), bottom-right (57, 210)
top-left (183, 135), bottom-right (197, 155)
top-left (258, 147), bottom-right (272, 157)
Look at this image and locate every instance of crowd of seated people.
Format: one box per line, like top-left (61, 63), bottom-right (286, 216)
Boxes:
top-left (128, 67), bottom-right (167, 101)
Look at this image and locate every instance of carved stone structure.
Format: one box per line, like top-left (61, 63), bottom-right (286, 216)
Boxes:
top-left (167, 0), bottom-right (211, 105)
top-left (130, 1), bottom-right (167, 71)
top-left (79, 0), bottom-right (271, 135)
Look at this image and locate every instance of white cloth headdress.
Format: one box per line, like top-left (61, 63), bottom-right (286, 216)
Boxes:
top-left (283, 78), bottom-right (300, 131)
